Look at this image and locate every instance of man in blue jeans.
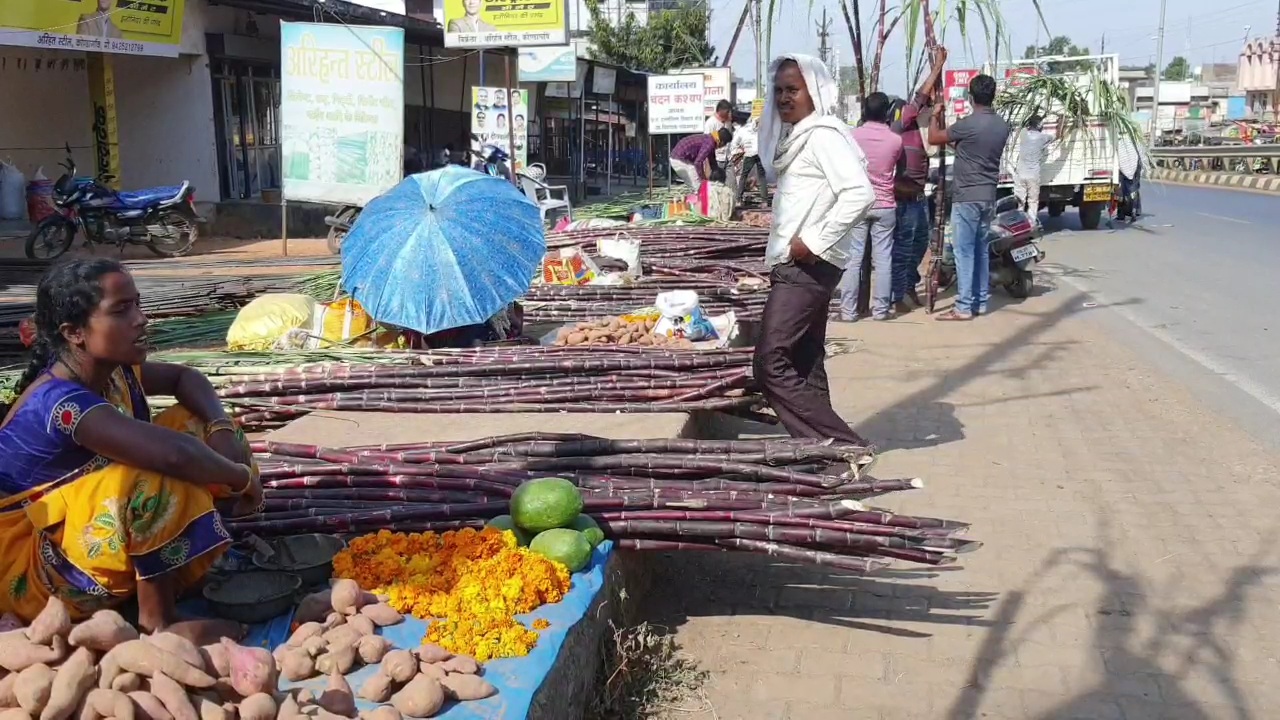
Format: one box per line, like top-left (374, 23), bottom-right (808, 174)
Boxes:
top-left (927, 73), bottom-right (1010, 320)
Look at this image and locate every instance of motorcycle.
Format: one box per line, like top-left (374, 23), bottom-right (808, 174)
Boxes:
top-left (26, 144), bottom-right (201, 260)
top-left (928, 184), bottom-right (1044, 305)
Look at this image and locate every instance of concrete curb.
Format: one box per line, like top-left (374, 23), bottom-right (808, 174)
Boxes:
top-left (1150, 167), bottom-right (1280, 193)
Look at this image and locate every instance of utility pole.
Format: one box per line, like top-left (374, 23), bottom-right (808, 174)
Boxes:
top-left (1273, 0), bottom-right (1280, 121)
top-left (816, 8), bottom-right (832, 66)
top-left (1100, 33), bottom-right (1106, 55)
top-left (751, 0), bottom-right (763, 90)
top-left (1150, 0), bottom-right (1168, 139)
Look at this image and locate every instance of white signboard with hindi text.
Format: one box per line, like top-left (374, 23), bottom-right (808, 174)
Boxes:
top-left (647, 74), bottom-right (705, 135)
top-left (280, 22), bottom-right (406, 206)
top-left (674, 67), bottom-right (732, 117)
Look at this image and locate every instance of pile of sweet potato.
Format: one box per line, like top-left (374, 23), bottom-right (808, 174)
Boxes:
top-left (552, 316), bottom-right (695, 348)
top-left (0, 578), bottom-right (495, 720)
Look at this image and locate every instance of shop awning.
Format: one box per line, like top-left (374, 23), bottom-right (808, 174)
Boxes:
top-left (207, 0), bottom-right (447, 46)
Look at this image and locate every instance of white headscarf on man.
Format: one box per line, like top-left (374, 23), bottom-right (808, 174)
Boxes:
top-left (757, 53), bottom-right (847, 184)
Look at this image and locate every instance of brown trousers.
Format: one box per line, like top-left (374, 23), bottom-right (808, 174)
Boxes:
top-left (753, 260), bottom-right (868, 445)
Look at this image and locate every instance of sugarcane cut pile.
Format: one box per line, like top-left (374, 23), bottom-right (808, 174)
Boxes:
top-left (234, 432), bottom-right (979, 576)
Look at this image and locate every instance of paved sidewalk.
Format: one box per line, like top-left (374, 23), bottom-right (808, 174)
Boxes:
top-left (648, 282), bottom-right (1280, 719)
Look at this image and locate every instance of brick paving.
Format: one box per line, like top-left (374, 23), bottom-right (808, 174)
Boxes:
top-left (647, 281), bottom-right (1280, 720)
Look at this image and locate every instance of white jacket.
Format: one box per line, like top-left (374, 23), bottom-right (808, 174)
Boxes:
top-left (766, 114), bottom-right (875, 268)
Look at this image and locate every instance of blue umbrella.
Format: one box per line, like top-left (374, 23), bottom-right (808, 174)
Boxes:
top-left (340, 166), bottom-right (543, 336)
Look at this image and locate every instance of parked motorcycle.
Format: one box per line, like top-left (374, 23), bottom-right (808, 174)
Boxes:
top-left (26, 144), bottom-right (200, 260)
top-left (930, 192), bottom-right (1044, 302)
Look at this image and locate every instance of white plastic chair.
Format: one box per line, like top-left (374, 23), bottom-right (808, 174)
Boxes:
top-left (516, 172), bottom-right (573, 226)
top-left (525, 163), bottom-right (548, 182)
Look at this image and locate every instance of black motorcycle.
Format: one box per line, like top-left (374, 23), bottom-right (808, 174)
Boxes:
top-left (26, 144), bottom-right (200, 260)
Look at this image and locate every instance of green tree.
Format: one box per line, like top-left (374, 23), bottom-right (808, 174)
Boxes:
top-left (1162, 56), bottom-right (1190, 81)
top-left (1022, 35), bottom-right (1091, 73)
top-left (584, 0), bottom-right (716, 73)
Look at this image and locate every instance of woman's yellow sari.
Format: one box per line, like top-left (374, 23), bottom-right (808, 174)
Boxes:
top-left (0, 366), bottom-right (240, 621)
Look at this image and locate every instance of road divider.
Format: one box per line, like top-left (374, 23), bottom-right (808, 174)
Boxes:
top-left (1150, 167), bottom-right (1280, 193)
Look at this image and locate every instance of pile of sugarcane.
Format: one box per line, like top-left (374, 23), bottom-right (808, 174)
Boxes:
top-left (232, 432), bottom-right (977, 574)
top-left (143, 346), bottom-right (765, 432)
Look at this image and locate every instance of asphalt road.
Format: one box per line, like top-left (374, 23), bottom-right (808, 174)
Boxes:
top-left (1035, 181), bottom-right (1280, 450)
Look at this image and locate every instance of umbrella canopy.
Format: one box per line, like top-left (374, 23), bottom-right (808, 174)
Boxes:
top-left (340, 166), bottom-right (543, 336)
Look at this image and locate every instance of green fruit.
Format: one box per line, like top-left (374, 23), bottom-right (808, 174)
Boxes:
top-left (529, 528), bottom-right (593, 573)
top-left (509, 477), bottom-right (584, 533)
top-left (486, 514), bottom-right (533, 545)
top-left (569, 515), bottom-right (605, 547)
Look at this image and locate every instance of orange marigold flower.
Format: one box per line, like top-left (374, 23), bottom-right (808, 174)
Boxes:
top-left (532, 618), bottom-right (550, 630)
top-left (332, 527), bottom-right (572, 661)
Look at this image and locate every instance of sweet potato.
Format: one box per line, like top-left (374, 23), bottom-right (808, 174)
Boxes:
top-left (26, 600), bottom-right (71, 647)
top-left (356, 672), bottom-right (394, 704)
top-left (191, 696), bottom-right (229, 720)
top-left (417, 663), bottom-right (445, 681)
top-left (440, 673), bottom-right (497, 701)
top-left (380, 651), bottom-right (416, 685)
top-left (355, 636), bottom-right (391, 665)
top-left (358, 605), bottom-right (402, 628)
top-left (414, 645), bottom-right (450, 664)
top-left (318, 670), bottom-right (356, 717)
top-left (0, 672), bottom-right (19, 707)
top-left (68, 611), bottom-right (138, 653)
top-left (111, 673), bottom-right (143, 694)
top-left (321, 613), bottom-right (344, 631)
top-left (345, 616), bottom-right (375, 637)
top-left (236, 693), bottom-right (276, 720)
top-left (40, 647), bottom-right (96, 720)
top-left (15, 663), bottom-right (55, 714)
top-left (389, 675), bottom-right (444, 718)
top-left (0, 614), bottom-right (22, 633)
top-left (294, 591), bottom-right (332, 624)
top-left (276, 693), bottom-right (303, 720)
top-left (329, 580), bottom-right (362, 616)
top-left (0, 633), bottom-right (67, 673)
top-left (359, 708), bottom-right (401, 720)
top-left (146, 674), bottom-right (196, 720)
top-left (78, 689), bottom-right (134, 720)
top-left (439, 655), bottom-right (479, 675)
top-left (321, 625), bottom-right (361, 649)
top-left (314, 644), bottom-right (356, 676)
top-left (110, 641), bottom-right (215, 689)
top-left (286, 623), bottom-right (324, 647)
top-left (220, 639), bottom-right (276, 697)
top-left (197, 645), bottom-right (229, 680)
top-left (0, 710), bottom-right (34, 720)
top-left (299, 636), bottom-right (327, 657)
top-left (127, 692), bottom-right (173, 720)
top-left (277, 648), bottom-right (316, 682)
top-left (144, 635), bottom-right (203, 673)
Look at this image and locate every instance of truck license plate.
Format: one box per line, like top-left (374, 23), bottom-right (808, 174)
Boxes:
top-left (1011, 244), bottom-right (1039, 263)
top-left (1083, 184), bottom-right (1112, 202)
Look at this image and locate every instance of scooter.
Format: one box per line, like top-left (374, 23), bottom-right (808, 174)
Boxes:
top-left (928, 188), bottom-right (1044, 303)
top-left (26, 143), bottom-right (201, 260)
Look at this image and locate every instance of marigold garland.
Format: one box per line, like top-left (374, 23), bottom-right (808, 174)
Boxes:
top-left (332, 527), bottom-right (571, 662)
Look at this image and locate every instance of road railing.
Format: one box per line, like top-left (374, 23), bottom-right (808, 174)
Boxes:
top-left (1149, 145), bottom-right (1280, 174)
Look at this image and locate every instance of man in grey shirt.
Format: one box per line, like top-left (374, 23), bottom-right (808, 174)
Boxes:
top-left (1013, 115), bottom-right (1054, 226)
top-left (927, 73), bottom-right (1011, 320)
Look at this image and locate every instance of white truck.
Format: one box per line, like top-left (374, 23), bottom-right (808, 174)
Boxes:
top-left (994, 54), bottom-right (1122, 230)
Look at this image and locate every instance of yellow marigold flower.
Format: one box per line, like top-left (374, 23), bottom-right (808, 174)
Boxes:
top-left (332, 526), bottom-right (572, 660)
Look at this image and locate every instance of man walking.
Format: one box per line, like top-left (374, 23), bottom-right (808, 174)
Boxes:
top-left (889, 47), bottom-right (947, 313)
top-left (840, 92), bottom-right (903, 321)
top-left (928, 73), bottom-right (1010, 320)
top-left (706, 100), bottom-right (736, 189)
top-left (1013, 114), bottom-right (1053, 225)
top-left (730, 117), bottom-right (767, 206)
top-left (754, 54), bottom-right (875, 444)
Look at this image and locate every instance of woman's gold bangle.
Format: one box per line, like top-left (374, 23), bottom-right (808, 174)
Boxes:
top-left (205, 418), bottom-right (237, 441)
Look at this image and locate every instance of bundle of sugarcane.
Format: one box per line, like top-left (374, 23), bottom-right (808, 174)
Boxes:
top-left (145, 346), bottom-right (766, 432)
top-left (231, 433), bottom-right (978, 574)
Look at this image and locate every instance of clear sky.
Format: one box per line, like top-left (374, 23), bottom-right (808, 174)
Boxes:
top-left (701, 0), bottom-right (1278, 92)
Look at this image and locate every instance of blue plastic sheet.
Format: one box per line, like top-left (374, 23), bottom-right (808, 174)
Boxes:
top-left (184, 541), bottom-right (612, 718)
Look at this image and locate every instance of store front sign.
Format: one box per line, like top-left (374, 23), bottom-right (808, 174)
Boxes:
top-left (519, 45), bottom-right (576, 82)
top-left (280, 22), bottom-right (406, 206)
top-left (673, 67), bottom-right (731, 117)
top-left (442, 0), bottom-right (568, 49)
top-left (647, 74), bottom-right (705, 135)
top-left (0, 0), bottom-right (186, 57)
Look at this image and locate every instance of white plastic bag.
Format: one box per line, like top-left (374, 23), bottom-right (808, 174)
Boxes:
top-left (597, 234), bottom-right (642, 278)
top-left (653, 290), bottom-right (717, 342)
top-left (0, 160), bottom-right (27, 220)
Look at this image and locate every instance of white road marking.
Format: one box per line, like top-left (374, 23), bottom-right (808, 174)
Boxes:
top-left (1195, 212), bottom-right (1251, 224)
top-left (1047, 268), bottom-right (1280, 418)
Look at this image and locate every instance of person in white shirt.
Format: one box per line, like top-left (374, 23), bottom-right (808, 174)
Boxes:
top-left (1013, 115), bottom-right (1054, 224)
top-left (730, 118), bottom-right (767, 206)
top-left (754, 54), bottom-right (876, 444)
top-left (705, 100), bottom-right (735, 187)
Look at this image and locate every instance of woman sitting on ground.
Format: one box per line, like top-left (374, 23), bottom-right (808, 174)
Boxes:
top-left (0, 258), bottom-right (261, 642)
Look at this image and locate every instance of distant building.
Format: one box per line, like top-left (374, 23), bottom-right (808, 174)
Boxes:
top-left (1236, 36), bottom-right (1279, 120)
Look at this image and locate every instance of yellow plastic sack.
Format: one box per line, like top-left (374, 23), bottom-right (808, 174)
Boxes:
top-left (309, 297), bottom-right (376, 348)
top-left (226, 293), bottom-right (316, 351)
